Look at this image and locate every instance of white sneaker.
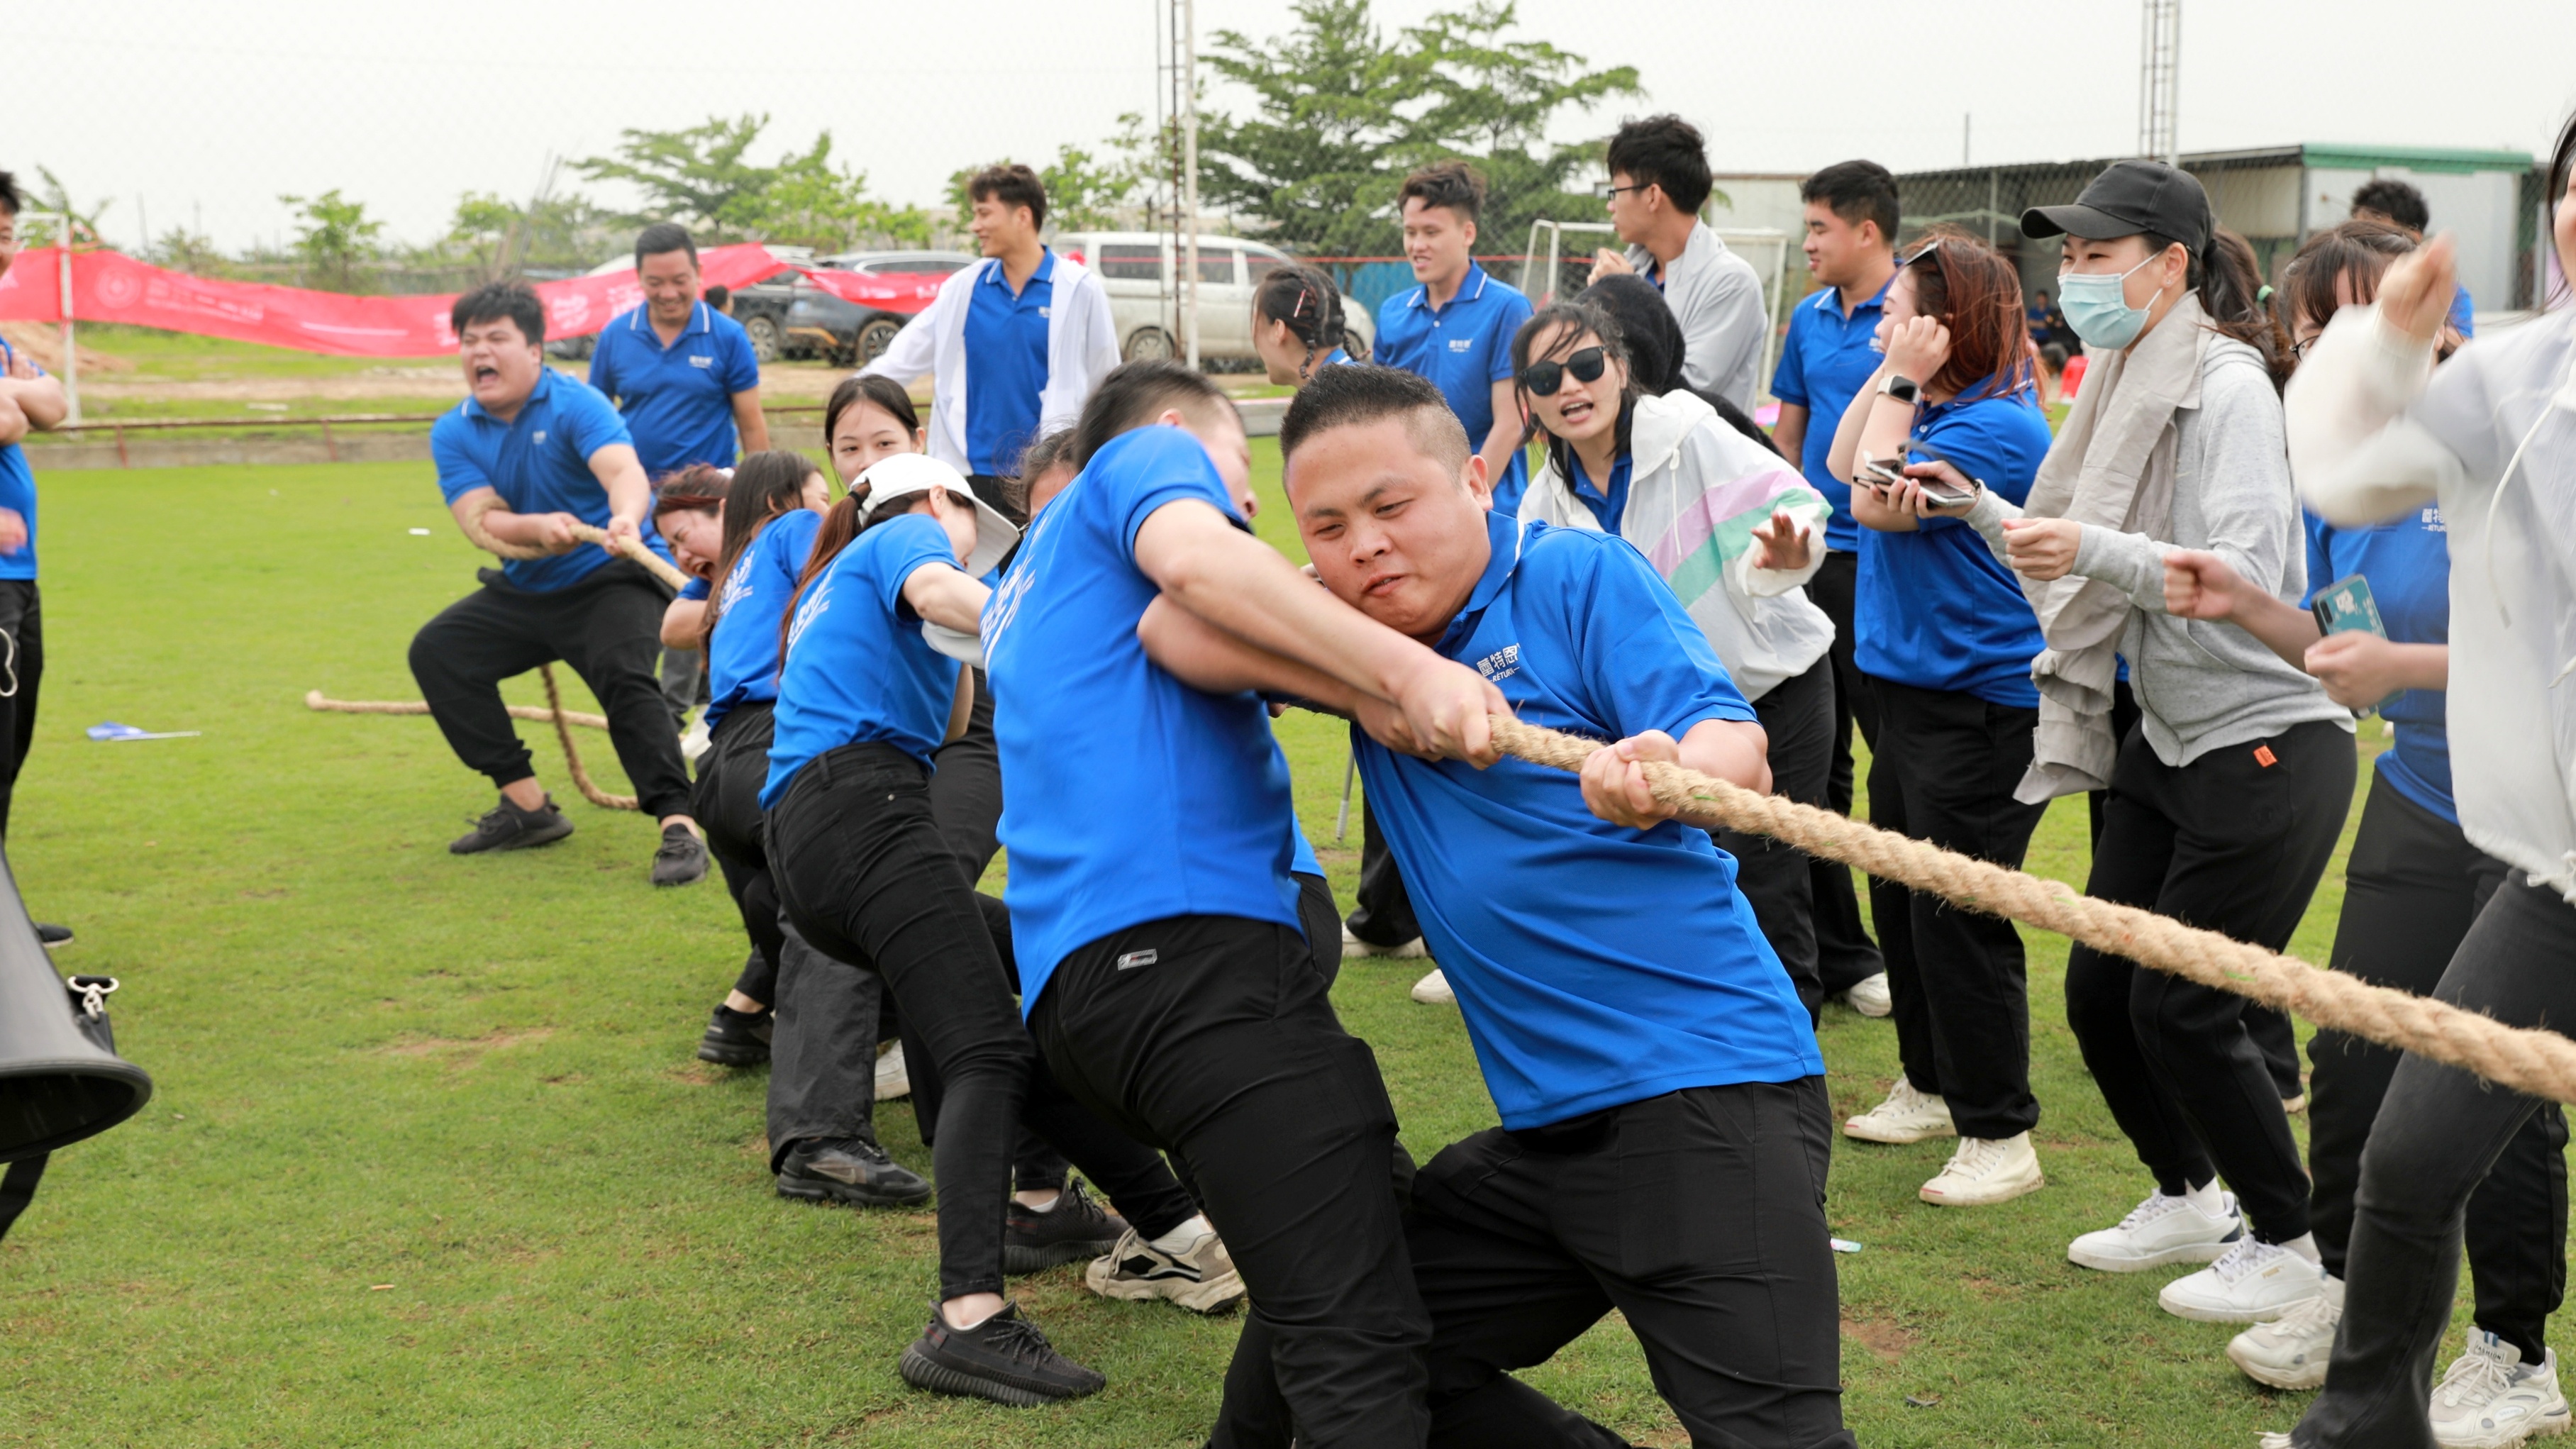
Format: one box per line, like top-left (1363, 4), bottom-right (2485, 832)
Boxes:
top-left (679, 714), bottom-right (712, 762)
top-left (2228, 1275), bottom-right (2344, 1389)
top-left (1343, 923), bottom-right (1429, 960)
top-left (2258, 1435), bottom-right (2297, 1448)
top-left (874, 1041), bottom-right (910, 1101)
top-left (1409, 968), bottom-right (1455, 1005)
top-left (2067, 1189), bottom-right (2243, 1272)
top-left (1919, 1132), bottom-right (2043, 1206)
top-left (2160, 1237), bottom-right (2328, 1323)
top-left (1843, 971), bottom-right (1893, 1018)
top-left (1085, 1226), bottom-right (1248, 1314)
top-left (1843, 1079), bottom-right (1955, 1145)
top-left (2431, 1333), bottom-right (2570, 1448)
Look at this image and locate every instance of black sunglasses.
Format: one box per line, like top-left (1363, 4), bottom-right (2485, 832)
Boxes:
top-left (1521, 346), bottom-right (1609, 397)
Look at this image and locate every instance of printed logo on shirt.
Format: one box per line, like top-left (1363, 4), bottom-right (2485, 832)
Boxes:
top-left (1037, 306), bottom-right (1051, 318)
top-left (784, 575), bottom-right (833, 655)
top-left (1475, 643), bottom-right (1522, 682)
top-left (532, 431), bottom-right (548, 445)
top-left (720, 552), bottom-right (757, 612)
top-left (982, 538), bottom-right (1041, 648)
top-left (2421, 506), bottom-right (2445, 533)
top-left (1447, 338), bottom-right (1472, 354)
top-left (689, 355), bottom-right (714, 369)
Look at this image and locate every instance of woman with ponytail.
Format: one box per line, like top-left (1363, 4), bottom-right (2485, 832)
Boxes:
top-left (1250, 263), bottom-right (1362, 386)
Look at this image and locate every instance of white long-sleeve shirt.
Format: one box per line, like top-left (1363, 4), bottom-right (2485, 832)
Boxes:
top-left (1626, 223), bottom-right (1768, 410)
top-left (2289, 304), bottom-right (2576, 903)
top-left (861, 252), bottom-right (1121, 474)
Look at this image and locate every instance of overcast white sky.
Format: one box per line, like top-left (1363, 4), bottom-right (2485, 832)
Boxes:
top-left (14, 0), bottom-right (2575, 254)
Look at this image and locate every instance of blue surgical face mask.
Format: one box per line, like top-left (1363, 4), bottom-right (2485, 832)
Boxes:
top-left (2057, 252), bottom-right (2162, 350)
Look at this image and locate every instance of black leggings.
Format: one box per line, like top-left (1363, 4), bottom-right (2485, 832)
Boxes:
top-left (0, 580), bottom-right (43, 841)
top-left (694, 701), bottom-right (786, 1005)
top-left (2305, 771), bottom-right (2565, 1360)
top-left (1720, 657), bottom-right (1833, 1018)
top-left (767, 740), bottom-right (1195, 1299)
top-left (2065, 718), bottom-right (2353, 1243)
top-left (2292, 880), bottom-right (2576, 1448)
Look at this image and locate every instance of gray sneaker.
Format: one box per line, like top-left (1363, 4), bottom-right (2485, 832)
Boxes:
top-left (650, 824), bottom-right (708, 887)
top-left (450, 794), bottom-right (575, 855)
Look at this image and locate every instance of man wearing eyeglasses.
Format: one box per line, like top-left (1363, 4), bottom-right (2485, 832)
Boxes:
top-left (1587, 115), bottom-right (1770, 411)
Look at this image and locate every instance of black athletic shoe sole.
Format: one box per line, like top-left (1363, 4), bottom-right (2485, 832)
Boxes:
top-left (896, 1340), bottom-right (1101, 1407)
top-left (1002, 1236), bottom-right (1123, 1275)
top-left (696, 1039), bottom-right (770, 1066)
top-left (776, 1172), bottom-right (931, 1209)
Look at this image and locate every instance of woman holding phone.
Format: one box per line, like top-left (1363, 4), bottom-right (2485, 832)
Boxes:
top-left (1821, 230), bottom-right (2055, 1207)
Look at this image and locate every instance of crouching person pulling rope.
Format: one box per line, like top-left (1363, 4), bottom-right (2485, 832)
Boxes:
top-left (409, 281), bottom-right (707, 886)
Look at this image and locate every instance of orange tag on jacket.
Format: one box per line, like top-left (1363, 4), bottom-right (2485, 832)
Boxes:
top-left (2253, 745), bottom-right (2277, 767)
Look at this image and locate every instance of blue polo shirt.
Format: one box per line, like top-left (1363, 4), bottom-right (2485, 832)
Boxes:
top-left (705, 508), bottom-right (821, 734)
top-left (962, 250), bottom-right (1056, 477)
top-left (984, 425), bottom-right (1303, 1013)
top-left (431, 370), bottom-right (665, 594)
top-left (1375, 263), bottom-right (1535, 513)
top-left (0, 338), bottom-right (41, 581)
top-left (1565, 450), bottom-right (1633, 534)
top-left (762, 513), bottom-right (964, 806)
top-left (2448, 284), bottom-right (2476, 340)
top-left (2306, 504), bottom-right (2455, 821)
top-left (587, 301), bottom-right (760, 481)
top-left (1854, 381), bottom-right (2051, 706)
top-left (1356, 513), bottom-right (1821, 1129)
top-left (1770, 277), bottom-right (1893, 553)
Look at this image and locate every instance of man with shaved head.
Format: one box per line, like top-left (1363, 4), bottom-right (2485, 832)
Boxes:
top-left (1140, 363), bottom-right (1853, 1449)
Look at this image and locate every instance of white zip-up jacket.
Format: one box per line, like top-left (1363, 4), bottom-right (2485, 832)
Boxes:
top-left (861, 251), bottom-right (1121, 474)
top-left (1625, 223), bottom-right (1768, 410)
top-left (1519, 389), bottom-right (1833, 701)
top-left (2290, 304), bottom-right (2576, 904)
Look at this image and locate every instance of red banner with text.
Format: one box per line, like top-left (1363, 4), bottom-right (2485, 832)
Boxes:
top-left (0, 243), bottom-right (804, 357)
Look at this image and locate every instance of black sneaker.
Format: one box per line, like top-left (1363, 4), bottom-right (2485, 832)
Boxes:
top-left (775, 1136), bottom-right (931, 1208)
top-left (1004, 1178), bottom-right (1129, 1274)
top-left (897, 1300), bottom-right (1105, 1407)
top-left (449, 794), bottom-right (575, 855)
top-left (696, 1004), bottom-right (772, 1066)
top-left (650, 824), bottom-right (709, 887)
top-left (35, 923), bottom-right (72, 948)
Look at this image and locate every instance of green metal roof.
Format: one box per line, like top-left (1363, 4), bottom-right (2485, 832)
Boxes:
top-left (2300, 143), bottom-right (2534, 174)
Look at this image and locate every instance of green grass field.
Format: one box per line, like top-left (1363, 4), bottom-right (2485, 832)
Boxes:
top-left (0, 440), bottom-right (2465, 1448)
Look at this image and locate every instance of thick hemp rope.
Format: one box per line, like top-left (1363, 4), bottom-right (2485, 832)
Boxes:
top-left (301, 499), bottom-right (694, 812)
top-left (1489, 714), bottom-right (2576, 1108)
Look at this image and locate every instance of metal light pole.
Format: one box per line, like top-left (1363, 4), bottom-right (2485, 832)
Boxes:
top-left (2138, 0), bottom-right (2181, 167)
top-left (1180, 0), bottom-right (1201, 370)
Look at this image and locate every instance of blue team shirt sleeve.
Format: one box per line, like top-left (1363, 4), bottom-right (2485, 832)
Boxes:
top-left (1487, 289), bottom-right (1533, 384)
top-left (1105, 428), bottom-right (1240, 557)
top-left (430, 412), bottom-right (492, 506)
top-left (867, 514), bottom-right (961, 616)
top-left (1543, 533), bottom-right (1757, 738)
top-left (679, 576), bottom-right (710, 601)
top-left (721, 320), bottom-right (762, 395)
top-left (1911, 389), bottom-right (2048, 517)
top-left (1768, 309), bottom-right (1811, 409)
top-left (559, 377), bottom-right (635, 461)
top-left (586, 335), bottom-right (617, 401)
top-left (2302, 512), bottom-right (2333, 607)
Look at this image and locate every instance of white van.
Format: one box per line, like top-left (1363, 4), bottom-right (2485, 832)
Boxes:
top-left (1054, 231), bottom-right (1375, 367)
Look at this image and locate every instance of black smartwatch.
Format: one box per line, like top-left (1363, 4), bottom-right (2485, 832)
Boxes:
top-left (1877, 373), bottom-right (1921, 405)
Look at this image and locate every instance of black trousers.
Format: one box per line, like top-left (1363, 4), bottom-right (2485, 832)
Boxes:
top-left (2294, 882), bottom-right (2576, 1449)
top-left (695, 701), bottom-right (786, 1006)
top-left (928, 668), bottom-right (1003, 884)
top-left (2065, 718), bottom-right (2353, 1243)
top-left (408, 562), bottom-right (693, 820)
top-left (2306, 771), bottom-right (2565, 1360)
top-left (1803, 551), bottom-right (1884, 991)
top-left (768, 742), bottom-right (1196, 1299)
top-left (1348, 800), bottom-right (1422, 948)
top-left (1866, 677), bottom-right (2048, 1140)
top-left (2084, 684), bottom-right (2302, 1102)
top-left (0, 580), bottom-right (43, 840)
top-left (1212, 1080), bottom-right (1855, 1449)
top-left (1031, 912), bottom-right (1431, 1448)
top-left (1719, 657), bottom-right (1832, 1018)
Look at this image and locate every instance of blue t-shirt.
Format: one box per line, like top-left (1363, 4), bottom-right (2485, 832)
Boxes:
top-left (431, 370), bottom-right (667, 593)
top-left (2306, 504), bottom-right (2455, 821)
top-left (2448, 284), bottom-right (2477, 340)
top-left (679, 577), bottom-right (709, 601)
top-left (1357, 514), bottom-right (1821, 1129)
top-left (1769, 278), bottom-right (1893, 553)
top-left (760, 513), bottom-right (964, 805)
top-left (1565, 450), bottom-right (1633, 534)
top-left (962, 250), bottom-right (1056, 477)
top-left (984, 426), bottom-right (1303, 1012)
top-left (705, 508), bottom-right (820, 733)
top-left (587, 301), bottom-right (761, 481)
top-left (1854, 382), bottom-right (2052, 706)
top-left (1374, 263), bottom-right (1535, 513)
top-left (0, 338), bottom-right (42, 581)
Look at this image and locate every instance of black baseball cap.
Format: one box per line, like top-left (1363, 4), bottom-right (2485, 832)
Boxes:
top-left (2021, 159), bottom-right (2211, 254)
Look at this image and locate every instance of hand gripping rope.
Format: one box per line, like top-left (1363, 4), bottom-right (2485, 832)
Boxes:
top-left (1488, 714), bottom-right (2576, 1107)
top-left (304, 498), bottom-right (697, 812)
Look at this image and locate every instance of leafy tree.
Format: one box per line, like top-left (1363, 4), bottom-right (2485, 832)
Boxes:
top-left (278, 189), bottom-right (385, 292)
top-left (573, 113), bottom-right (777, 233)
top-left (24, 167), bottom-right (111, 246)
top-left (731, 133), bottom-right (931, 252)
top-left (944, 116), bottom-right (1159, 243)
top-left (146, 228), bottom-right (228, 275)
top-left (1199, 0), bottom-right (1428, 256)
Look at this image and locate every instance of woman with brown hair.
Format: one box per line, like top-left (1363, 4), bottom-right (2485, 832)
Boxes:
top-left (1823, 229), bottom-right (2056, 1206)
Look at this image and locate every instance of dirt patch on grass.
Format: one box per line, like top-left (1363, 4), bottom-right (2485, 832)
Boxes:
top-left (379, 1026), bottom-right (554, 1063)
top-left (1843, 1314), bottom-right (1919, 1364)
